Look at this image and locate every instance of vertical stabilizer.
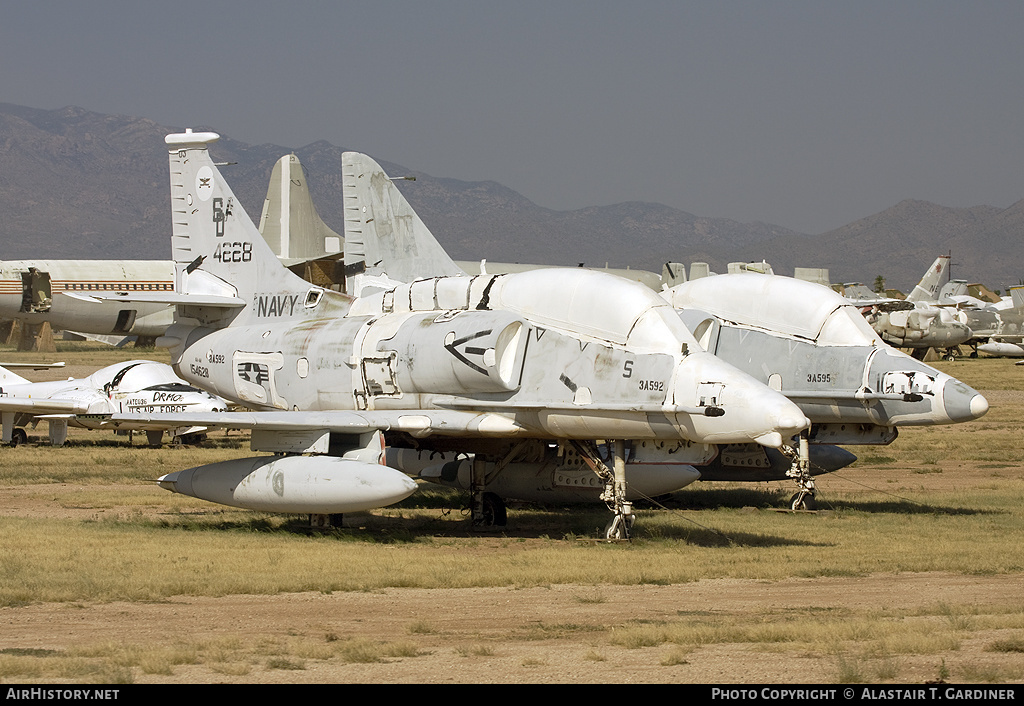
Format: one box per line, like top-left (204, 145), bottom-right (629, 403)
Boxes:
top-left (0, 365), bottom-right (30, 387)
top-left (1010, 285), bottom-right (1024, 311)
top-left (907, 255), bottom-right (950, 303)
top-left (258, 154), bottom-right (343, 261)
top-left (341, 152), bottom-right (465, 293)
top-left (662, 262), bottom-right (687, 287)
top-left (165, 130), bottom-right (336, 325)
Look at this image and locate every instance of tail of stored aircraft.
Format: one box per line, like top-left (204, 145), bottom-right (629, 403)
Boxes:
top-left (341, 152), bottom-right (465, 295)
top-left (1010, 285), bottom-right (1024, 311)
top-left (258, 154), bottom-right (343, 263)
top-left (906, 255), bottom-right (951, 303)
top-left (0, 365), bottom-right (30, 387)
top-left (164, 130), bottom-right (349, 329)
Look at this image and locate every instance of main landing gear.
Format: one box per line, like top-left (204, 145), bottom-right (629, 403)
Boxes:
top-left (468, 441), bottom-right (530, 528)
top-left (785, 431), bottom-right (818, 511)
top-left (570, 439), bottom-right (634, 540)
top-left (464, 439), bottom-right (636, 540)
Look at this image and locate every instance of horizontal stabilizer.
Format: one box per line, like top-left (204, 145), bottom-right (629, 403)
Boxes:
top-left (84, 292), bottom-right (246, 308)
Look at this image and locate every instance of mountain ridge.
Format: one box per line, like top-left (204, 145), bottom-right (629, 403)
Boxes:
top-left (0, 103), bottom-right (1019, 292)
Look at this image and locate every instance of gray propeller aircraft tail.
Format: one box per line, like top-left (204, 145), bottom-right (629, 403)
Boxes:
top-left (258, 154), bottom-right (344, 264)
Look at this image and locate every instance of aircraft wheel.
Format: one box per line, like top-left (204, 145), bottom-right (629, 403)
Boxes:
top-left (604, 514), bottom-right (634, 540)
top-left (480, 492), bottom-right (507, 527)
top-left (9, 428), bottom-right (28, 447)
top-left (944, 353), bottom-right (957, 362)
top-left (790, 493), bottom-right (817, 511)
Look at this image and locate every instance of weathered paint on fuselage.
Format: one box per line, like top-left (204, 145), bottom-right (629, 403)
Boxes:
top-left (707, 325), bottom-right (976, 426)
top-left (169, 270), bottom-right (810, 446)
top-left (668, 274), bottom-right (988, 433)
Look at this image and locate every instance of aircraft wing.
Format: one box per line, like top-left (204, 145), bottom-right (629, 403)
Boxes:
top-left (0, 362), bottom-right (65, 370)
top-left (0, 397), bottom-right (93, 415)
top-left (68, 292), bottom-right (246, 308)
top-left (108, 409), bottom-right (528, 451)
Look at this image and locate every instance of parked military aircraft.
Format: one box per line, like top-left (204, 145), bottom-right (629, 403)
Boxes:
top-left (0, 261), bottom-right (176, 348)
top-left (665, 273), bottom-right (989, 507)
top-left (335, 155), bottom-right (988, 511)
top-left (0, 155), bottom-right (344, 349)
top-left (932, 277), bottom-right (1024, 355)
top-left (841, 259), bottom-right (973, 360)
top-left (107, 130), bottom-right (813, 537)
top-left (0, 360), bottom-right (228, 447)
top-left (898, 255), bottom-right (1024, 357)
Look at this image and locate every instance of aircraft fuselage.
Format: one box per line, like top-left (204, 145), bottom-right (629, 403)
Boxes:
top-left (169, 270), bottom-right (810, 448)
top-left (0, 260), bottom-right (175, 337)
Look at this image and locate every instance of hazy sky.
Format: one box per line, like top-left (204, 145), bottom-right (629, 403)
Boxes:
top-left (3, 1), bottom-right (1023, 234)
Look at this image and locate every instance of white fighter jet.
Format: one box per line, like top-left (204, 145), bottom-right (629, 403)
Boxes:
top-left (336, 153), bottom-right (987, 512)
top-left (664, 273), bottom-right (989, 508)
top-left (0, 360), bottom-right (228, 446)
top-left (107, 130), bottom-right (811, 537)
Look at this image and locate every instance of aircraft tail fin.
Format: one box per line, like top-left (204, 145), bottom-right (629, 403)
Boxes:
top-left (258, 154), bottom-right (343, 262)
top-left (165, 131), bottom-right (344, 327)
top-left (0, 365), bottom-right (31, 387)
top-left (662, 262), bottom-right (687, 287)
top-left (341, 152), bottom-right (465, 294)
top-left (907, 255), bottom-right (950, 302)
top-left (1010, 285), bottom-right (1024, 310)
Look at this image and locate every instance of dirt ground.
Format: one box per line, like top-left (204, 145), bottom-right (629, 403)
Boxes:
top-left (1, 573), bottom-right (1021, 684)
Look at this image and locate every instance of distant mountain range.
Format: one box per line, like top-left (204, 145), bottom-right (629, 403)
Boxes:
top-left (1, 102), bottom-right (1020, 292)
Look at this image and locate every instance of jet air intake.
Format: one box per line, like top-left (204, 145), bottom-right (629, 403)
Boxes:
top-left (379, 310), bottom-right (528, 394)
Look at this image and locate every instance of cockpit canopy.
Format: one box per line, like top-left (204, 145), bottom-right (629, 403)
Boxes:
top-left (377, 269), bottom-right (700, 355)
top-left (667, 273), bottom-right (882, 346)
top-left (88, 361), bottom-right (186, 392)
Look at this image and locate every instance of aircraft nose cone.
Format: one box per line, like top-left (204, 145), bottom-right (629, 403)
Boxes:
top-left (942, 378), bottom-right (989, 422)
top-left (754, 410), bottom-right (811, 448)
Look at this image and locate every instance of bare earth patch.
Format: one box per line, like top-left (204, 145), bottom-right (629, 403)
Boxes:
top-left (1, 574), bottom-right (1021, 684)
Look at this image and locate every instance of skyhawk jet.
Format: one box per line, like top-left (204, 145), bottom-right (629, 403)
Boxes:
top-left (109, 130), bottom-right (811, 538)
top-left (337, 154), bottom-right (987, 511)
top-left (665, 273), bottom-right (988, 507)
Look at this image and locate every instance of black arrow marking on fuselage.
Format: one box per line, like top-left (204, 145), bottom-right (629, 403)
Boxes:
top-left (445, 329), bottom-right (493, 376)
